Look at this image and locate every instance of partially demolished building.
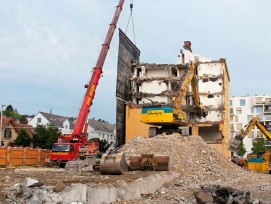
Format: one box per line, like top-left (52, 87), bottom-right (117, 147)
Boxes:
top-left (116, 31), bottom-right (231, 158)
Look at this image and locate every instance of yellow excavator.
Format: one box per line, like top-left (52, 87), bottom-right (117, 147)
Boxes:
top-left (229, 116), bottom-right (271, 152)
top-left (229, 116), bottom-right (271, 173)
top-left (141, 62), bottom-right (207, 136)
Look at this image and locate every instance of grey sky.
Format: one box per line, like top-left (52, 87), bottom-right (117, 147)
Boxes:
top-left (0, 0), bottom-right (270, 123)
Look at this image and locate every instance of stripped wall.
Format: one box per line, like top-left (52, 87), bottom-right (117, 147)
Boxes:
top-left (116, 29), bottom-right (140, 146)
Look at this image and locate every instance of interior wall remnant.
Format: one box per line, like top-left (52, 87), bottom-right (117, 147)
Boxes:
top-left (199, 125), bottom-right (222, 142)
top-left (116, 29), bottom-right (140, 146)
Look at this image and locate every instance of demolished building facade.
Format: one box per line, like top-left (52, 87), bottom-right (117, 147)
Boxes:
top-left (116, 33), bottom-right (231, 158)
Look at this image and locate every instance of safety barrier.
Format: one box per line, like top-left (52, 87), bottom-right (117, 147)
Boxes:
top-left (0, 147), bottom-right (50, 167)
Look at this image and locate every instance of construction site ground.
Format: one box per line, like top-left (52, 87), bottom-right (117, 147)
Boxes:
top-left (0, 135), bottom-right (271, 203)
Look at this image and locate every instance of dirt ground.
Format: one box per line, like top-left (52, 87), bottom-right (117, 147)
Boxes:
top-left (0, 166), bottom-right (270, 203)
top-left (1, 135), bottom-right (271, 203)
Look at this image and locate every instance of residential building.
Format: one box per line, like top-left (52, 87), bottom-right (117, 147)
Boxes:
top-left (230, 95), bottom-right (271, 155)
top-left (28, 112), bottom-right (74, 134)
top-left (87, 118), bottom-right (116, 144)
top-left (28, 112), bottom-right (116, 144)
top-left (0, 117), bottom-right (35, 147)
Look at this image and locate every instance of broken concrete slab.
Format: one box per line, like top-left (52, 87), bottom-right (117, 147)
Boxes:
top-left (117, 172), bottom-right (179, 201)
top-left (61, 183), bottom-right (87, 204)
top-left (87, 185), bottom-right (118, 204)
top-left (23, 177), bottom-right (44, 187)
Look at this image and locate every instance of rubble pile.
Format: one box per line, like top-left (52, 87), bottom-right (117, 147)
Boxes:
top-left (122, 134), bottom-right (256, 188)
top-left (194, 185), bottom-right (266, 204)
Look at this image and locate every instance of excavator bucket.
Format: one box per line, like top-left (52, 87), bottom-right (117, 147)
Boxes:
top-left (229, 138), bottom-right (241, 153)
top-left (129, 154), bottom-right (170, 171)
top-left (99, 152), bottom-right (129, 175)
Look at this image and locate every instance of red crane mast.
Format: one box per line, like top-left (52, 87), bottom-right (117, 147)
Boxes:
top-left (72, 0), bottom-right (125, 137)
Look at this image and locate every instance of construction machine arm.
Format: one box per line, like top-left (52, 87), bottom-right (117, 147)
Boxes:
top-left (238, 116), bottom-right (271, 141)
top-left (255, 118), bottom-right (271, 141)
top-left (174, 63), bottom-right (207, 119)
top-left (174, 63), bottom-right (196, 111)
top-left (72, 0), bottom-right (125, 137)
top-left (230, 116), bottom-right (271, 153)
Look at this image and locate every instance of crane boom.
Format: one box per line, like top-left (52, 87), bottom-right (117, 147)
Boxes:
top-left (73, 0), bottom-right (125, 136)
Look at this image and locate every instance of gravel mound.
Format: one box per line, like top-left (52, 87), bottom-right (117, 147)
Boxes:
top-left (121, 134), bottom-right (256, 187)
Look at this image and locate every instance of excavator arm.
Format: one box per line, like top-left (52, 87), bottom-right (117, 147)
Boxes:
top-left (141, 62), bottom-right (207, 130)
top-left (173, 62), bottom-right (207, 121)
top-left (230, 116), bottom-right (271, 153)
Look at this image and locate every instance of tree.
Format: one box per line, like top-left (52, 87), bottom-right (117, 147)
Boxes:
top-left (33, 124), bottom-right (61, 149)
top-left (14, 129), bottom-right (32, 147)
top-left (19, 115), bottom-right (28, 124)
top-left (253, 137), bottom-right (266, 154)
top-left (237, 141), bottom-right (247, 157)
top-left (3, 104), bottom-right (23, 121)
top-left (3, 105), bottom-right (14, 116)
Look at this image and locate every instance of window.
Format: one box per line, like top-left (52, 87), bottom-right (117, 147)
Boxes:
top-left (247, 115), bottom-right (253, 123)
top-left (230, 100), bottom-right (233, 106)
top-left (4, 129), bottom-right (12, 139)
top-left (235, 116), bottom-right (238, 122)
top-left (37, 118), bottom-right (41, 123)
top-left (251, 107), bottom-right (254, 114)
top-left (236, 107), bottom-right (242, 114)
top-left (248, 131), bottom-right (254, 138)
top-left (230, 115), bottom-right (233, 122)
top-left (240, 99), bottom-right (246, 106)
top-left (236, 123), bottom-right (243, 130)
top-left (255, 106), bottom-right (263, 114)
top-left (230, 124), bottom-right (234, 131)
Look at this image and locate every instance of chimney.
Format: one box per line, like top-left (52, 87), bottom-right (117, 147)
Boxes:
top-left (183, 41), bottom-right (192, 52)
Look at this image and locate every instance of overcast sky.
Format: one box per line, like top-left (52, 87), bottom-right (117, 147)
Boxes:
top-left (0, 0), bottom-right (270, 123)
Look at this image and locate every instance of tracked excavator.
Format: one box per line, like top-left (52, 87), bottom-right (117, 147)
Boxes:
top-left (229, 116), bottom-right (271, 173)
top-left (141, 62), bottom-right (208, 137)
top-left (229, 116), bottom-right (271, 152)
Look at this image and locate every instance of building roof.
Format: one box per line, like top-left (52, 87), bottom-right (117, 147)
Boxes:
top-left (2, 117), bottom-right (35, 137)
top-left (88, 119), bottom-right (115, 133)
top-left (39, 112), bottom-right (68, 128)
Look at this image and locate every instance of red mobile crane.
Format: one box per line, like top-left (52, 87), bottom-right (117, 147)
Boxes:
top-left (50, 0), bottom-right (125, 167)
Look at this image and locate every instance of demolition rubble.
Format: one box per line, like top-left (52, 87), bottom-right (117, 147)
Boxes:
top-left (1, 134), bottom-right (271, 204)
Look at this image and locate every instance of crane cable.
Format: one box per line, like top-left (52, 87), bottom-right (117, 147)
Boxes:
top-left (125, 0), bottom-right (136, 45)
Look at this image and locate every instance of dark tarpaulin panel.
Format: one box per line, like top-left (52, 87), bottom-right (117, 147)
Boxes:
top-left (116, 29), bottom-right (140, 146)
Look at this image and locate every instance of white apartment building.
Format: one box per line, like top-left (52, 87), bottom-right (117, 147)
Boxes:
top-left (230, 95), bottom-right (271, 155)
top-left (87, 118), bottom-right (116, 144)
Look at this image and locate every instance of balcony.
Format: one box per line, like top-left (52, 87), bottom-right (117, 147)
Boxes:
top-left (264, 105), bottom-right (271, 114)
top-left (253, 97), bottom-right (264, 105)
top-left (265, 98), bottom-right (271, 105)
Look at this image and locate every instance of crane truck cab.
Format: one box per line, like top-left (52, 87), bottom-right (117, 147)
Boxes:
top-left (50, 141), bottom-right (99, 167)
top-left (50, 143), bottom-right (81, 167)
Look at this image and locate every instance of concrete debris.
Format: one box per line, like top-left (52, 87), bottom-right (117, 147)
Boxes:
top-left (194, 185), bottom-right (268, 204)
top-left (1, 135), bottom-right (271, 204)
top-left (2, 172), bottom-right (178, 204)
top-left (52, 180), bottom-right (66, 193)
top-left (23, 177), bottom-right (44, 187)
